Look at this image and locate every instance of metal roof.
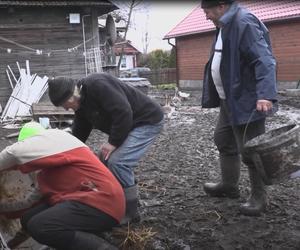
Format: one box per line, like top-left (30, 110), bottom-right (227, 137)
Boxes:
top-left (164, 0), bottom-right (300, 39)
top-left (0, 1), bottom-right (115, 7)
top-left (114, 41), bottom-right (141, 55)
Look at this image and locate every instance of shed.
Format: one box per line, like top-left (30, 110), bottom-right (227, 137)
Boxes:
top-left (0, 0), bottom-right (118, 107)
top-left (164, 0), bottom-right (300, 90)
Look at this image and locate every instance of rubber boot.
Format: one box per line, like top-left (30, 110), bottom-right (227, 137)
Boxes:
top-left (70, 231), bottom-right (118, 250)
top-left (203, 155), bottom-right (240, 198)
top-left (121, 184), bottom-right (140, 225)
top-left (240, 167), bottom-right (267, 216)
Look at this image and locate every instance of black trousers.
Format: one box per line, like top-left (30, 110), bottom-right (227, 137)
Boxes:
top-left (214, 100), bottom-right (265, 165)
top-left (20, 201), bottom-right (118, 250)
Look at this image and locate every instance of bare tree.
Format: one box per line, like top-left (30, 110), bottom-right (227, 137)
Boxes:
top-left (141, 12), bottom-right (150, 54)
top-left (110, 0), bottom-right (147, 73)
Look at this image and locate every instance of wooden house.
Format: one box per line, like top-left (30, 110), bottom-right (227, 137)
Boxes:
top-left (0, 0), bottom-right (118, 107)
top-left (164, 0), bottom-right (300, 90)
top-left (114, 40), bottom-right (141, 70)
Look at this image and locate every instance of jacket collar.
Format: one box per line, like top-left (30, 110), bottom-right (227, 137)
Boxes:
top-left (219, 2), bottom-right (240, 27)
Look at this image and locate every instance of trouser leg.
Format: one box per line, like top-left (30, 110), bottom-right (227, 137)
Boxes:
top-left (71, 231), bottom-right (118, 250)
top-left (106, 121), bottom-right (163, 188)
top-left (204, 100), bottom-right (267, 207)
top-left (21, 201), bottom-right (118, 250)
top-left (203, 101), bottom-right (241, 198)
top-left (107, 121), bottom-right (163, 224)
top-left (233, 118), bottom-right (267, 216)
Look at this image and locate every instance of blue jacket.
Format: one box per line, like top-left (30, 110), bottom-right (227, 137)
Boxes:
top-left (202, 2), bottom-right (278, 125)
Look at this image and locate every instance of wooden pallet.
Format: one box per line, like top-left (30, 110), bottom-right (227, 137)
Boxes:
top-left (31, 102), bottom-right (74, 127)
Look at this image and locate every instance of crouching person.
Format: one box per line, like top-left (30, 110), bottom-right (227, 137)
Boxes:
top-left (0, 122), bottom-right (125, 250)
top-left (47, 73), bottom-right (164, 224)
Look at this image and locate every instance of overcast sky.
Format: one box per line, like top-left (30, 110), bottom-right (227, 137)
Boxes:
top-left (125, 1), bottom-right (199, 53)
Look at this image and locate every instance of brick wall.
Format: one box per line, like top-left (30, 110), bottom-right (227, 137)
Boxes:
top-left (269, 20), bottom-right (300, 81)
top-left (176, 18), bottom-right (300, 85)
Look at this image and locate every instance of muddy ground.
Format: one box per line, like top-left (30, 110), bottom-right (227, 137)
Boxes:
top-left (90, 89), bottom-right (300, 250)
top-left (0, 88), bottom-right (299, 250)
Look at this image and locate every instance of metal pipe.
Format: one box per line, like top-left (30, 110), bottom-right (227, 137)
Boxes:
top-left (82, 15), bottom-right (91, 76)
top-left (167, 38), bottom-right (179, 87)
top-left (167, 38), bottom-right (176, 48)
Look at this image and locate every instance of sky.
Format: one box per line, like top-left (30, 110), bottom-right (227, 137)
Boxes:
top-left (119, 1), bottom-right (200, 53)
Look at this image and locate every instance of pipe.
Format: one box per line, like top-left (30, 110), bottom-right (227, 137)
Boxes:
top-left (167, 38), bottom-right (176, 48)
top-left (82, 15), bottom-right (91, 76)
top-left (167, 38), bottom-right (179, 88)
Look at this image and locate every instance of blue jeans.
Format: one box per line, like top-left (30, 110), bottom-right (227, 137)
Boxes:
top-left (107, 120), bottom-right (164, 188)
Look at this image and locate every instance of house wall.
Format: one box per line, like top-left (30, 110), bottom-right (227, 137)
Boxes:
top-left (269, 20), bottom-right (300, 86)
top-left (117, 54), bottom-right (136, 70)
top-left (0, 6), bottom-right (99, 107)
top-left (176, 19), bottom-right (300, 90)
top-left (176, 33), bottom-right (212, 89)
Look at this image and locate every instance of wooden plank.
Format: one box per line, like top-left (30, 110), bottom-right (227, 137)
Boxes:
top-left (33, 110), bottom-right (73, 115)
top-left (32, 102), bottom-right (74, 116)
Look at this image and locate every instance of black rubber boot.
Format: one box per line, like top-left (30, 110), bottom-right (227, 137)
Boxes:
top-left (121, 184), bottom-right (141, 225)
top-left (203, 155), bottom-right (240, 198)
top-left (70, 231), bottom-right (118, 250)
top-left (240, 167), bottom-right (267, 216)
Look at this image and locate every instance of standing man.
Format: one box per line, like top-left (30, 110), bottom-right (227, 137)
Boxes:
top-left (0, 122), bottom-right (125, 250)
top-left (48, 73), bottom-right (164, 223)
top-left (200, 0), bottom-right (277, 216)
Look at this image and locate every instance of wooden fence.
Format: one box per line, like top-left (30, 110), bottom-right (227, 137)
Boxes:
top-left (140, 68), bottom-right (176, 85)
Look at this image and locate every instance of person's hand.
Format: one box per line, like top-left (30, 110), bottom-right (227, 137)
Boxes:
top-left (256, 99), bottom-right (273, 113)
top-left (99, 143), bottom-right (116, 161)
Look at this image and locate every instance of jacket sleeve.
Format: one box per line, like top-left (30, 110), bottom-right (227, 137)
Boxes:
top-left (239, 16), bottom-right (277, 101)
top-left (0, 145), bottom-right (18, 172)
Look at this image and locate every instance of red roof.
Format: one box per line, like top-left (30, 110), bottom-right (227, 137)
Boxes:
top-left (0, 1), bottom-right (115, 7)
top-left (114, 41), bottom-right (141, 55)
top-left (164, 0), bottom-right (300, 39)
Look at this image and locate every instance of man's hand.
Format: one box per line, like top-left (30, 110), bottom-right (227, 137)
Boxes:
top-left (99, 142), bottom-right (116, 161)
top-left (256, 99), bottom-right (273, 113)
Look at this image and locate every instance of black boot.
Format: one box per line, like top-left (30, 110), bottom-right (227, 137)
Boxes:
top-left (204, 155), bottom-right (240, 198)
top-left (240, 167), bottom-right (267, 216)
top-left (70, 231), bottom-right (118, 250)
top-left (121, 184), bottom-right (140, 225)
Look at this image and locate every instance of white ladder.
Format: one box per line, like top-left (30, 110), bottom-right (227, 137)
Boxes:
top-left (86, 47), bottom-right (103, 74)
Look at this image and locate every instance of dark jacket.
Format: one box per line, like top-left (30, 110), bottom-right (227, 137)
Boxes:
top-left (72, 73), bottom-right (163, 147)
top-left (202, 2), bottom-right (278, 125)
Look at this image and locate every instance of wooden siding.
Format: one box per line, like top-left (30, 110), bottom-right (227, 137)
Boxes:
top-left (176, 19), bottom-right (300, 83)
top-left (0, 6), bottom-right (100, 107)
